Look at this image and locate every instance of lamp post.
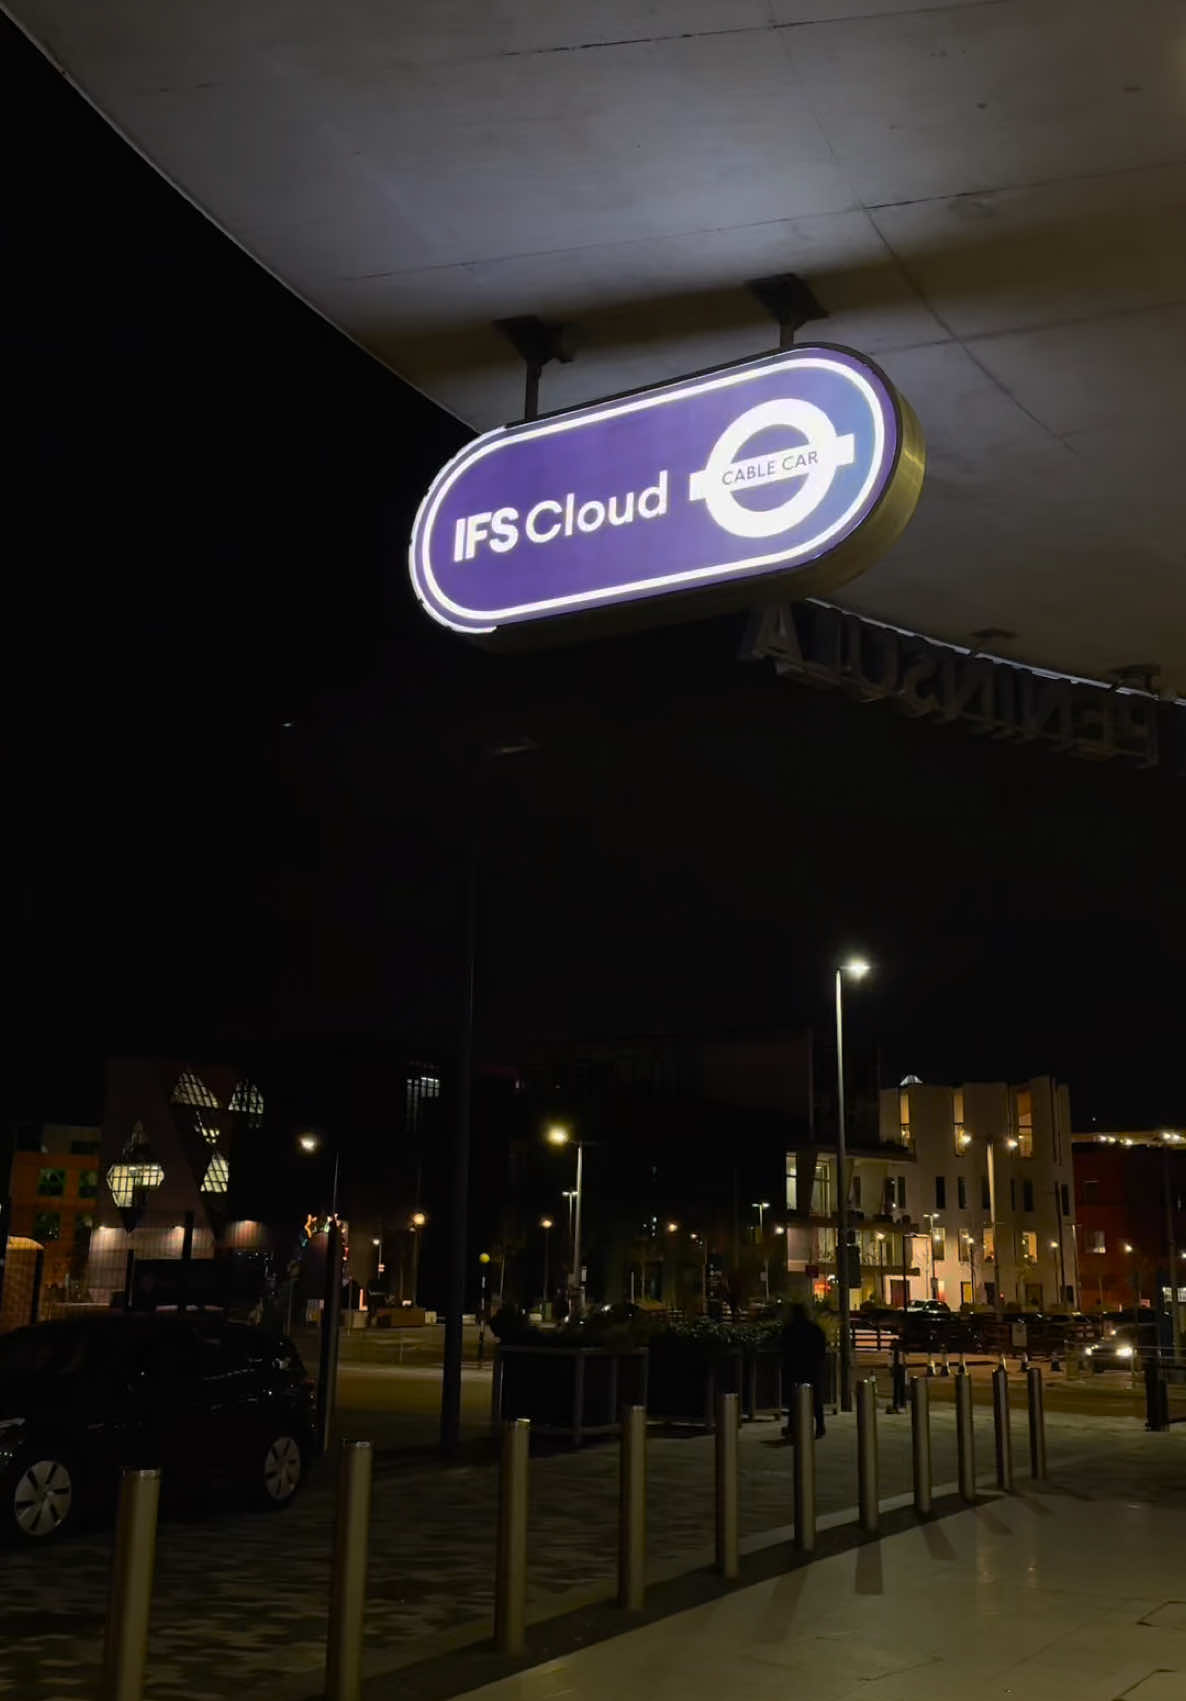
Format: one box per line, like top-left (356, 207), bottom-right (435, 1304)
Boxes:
top-left (923, 1213), bottom-right (940, 1299)
top-left (539, 1217), bottom-right (553, 1315)
top-left (1124, 1243), bottom-right (1141, 1311)
top-left (752, 1201), bottom-right (771, 1301)
top-left (410, 1212), bottom-right (427, 1307)
top-left (833, 956), bottom-right (870, 1413)
top-left (298, 1130), bottom-right (339, 1218)
top-left (876, 1231), bottom-right (887, 1305)
top-left (548, 1127), bottom-right (584, 1313)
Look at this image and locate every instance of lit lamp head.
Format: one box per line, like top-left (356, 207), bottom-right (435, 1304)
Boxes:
top-left (546, 1125), bottom-right (570, 1146)
top-left (842, 957), bottom-right (871, 979)
top-left (666, 1221), bottom-right (679, 1233)
top-left (297, 1132), bottom-right (320, 1154)
top-left (411, 1212), bottom-right (427, 1228)
top-left (479, 1252), bottom-right (491, 1265)
top-left (540, 1217), bottom-right (553, 1230)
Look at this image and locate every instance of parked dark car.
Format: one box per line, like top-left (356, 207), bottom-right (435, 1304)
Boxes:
top-left (0, 1314), bottom-right (317, 1542)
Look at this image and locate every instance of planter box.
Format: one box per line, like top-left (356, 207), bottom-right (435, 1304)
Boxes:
top-left (493, 1346), bottom-right (648, 1445)
top-left (646, 1343), bottom-right (787, 1426)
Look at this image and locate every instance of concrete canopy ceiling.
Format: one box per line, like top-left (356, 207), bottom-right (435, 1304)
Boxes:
top-left (11, 0), bottom-right (1186, 691)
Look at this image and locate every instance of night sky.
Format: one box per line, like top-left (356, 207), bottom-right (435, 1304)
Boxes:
top-left (7, 15), bottom-right (1184, 1141)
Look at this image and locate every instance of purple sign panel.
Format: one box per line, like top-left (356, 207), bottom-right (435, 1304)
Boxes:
top-left (410, 345), bottom-right (924, 637)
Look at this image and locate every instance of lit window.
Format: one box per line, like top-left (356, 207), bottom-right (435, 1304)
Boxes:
top-left (1088, 1229), bottom-right (1106, 1254)
top-left (36, 1168), bottom-right (66, 1197)
top-left (172, 1071), bottom-right (220, 1109)
top-left (107, 1161), bottom-right (165, 1208)
top-left (1021, 1230), bottom-right (1038, 1262)
top-left (106, 1122), bottom-right (165, 1208)
top-left (229, 1080), bottom-right (264, 1117)
top-left (953, 1089), bottom-right (970, 1152)
top-left (404, 1070), bottom-right (442, 1135)
top-left (932, 1226), bottom-right (946, 1262)
top-left (898, 1089), bottom-right (911, 1145)
top-left (194, 1111), bottom-right (222, 1147)
top-left (1016, 1088), bottom-right (1034, 1157)
top-left (200, 1153), bottom-right (229, 1193)
top-left (983, 1226), bottom-right (995, 1260)
top-left (32, 1210), bottom-right (61, 1242)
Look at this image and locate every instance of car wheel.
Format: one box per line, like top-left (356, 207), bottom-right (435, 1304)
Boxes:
top-left (258, 1433), bottom-right (304, 1509)
top-left (9, 1451), bottom-right (75, 1541)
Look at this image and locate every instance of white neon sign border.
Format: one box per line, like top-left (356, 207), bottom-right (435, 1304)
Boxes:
top-left (408, 351), bottom-right (894, 634)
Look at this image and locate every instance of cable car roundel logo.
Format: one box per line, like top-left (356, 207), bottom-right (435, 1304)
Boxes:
top-left (410, 345), bottom-right (925, 639)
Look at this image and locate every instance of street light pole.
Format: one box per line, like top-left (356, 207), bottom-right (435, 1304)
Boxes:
top-left (1164, 1148), bottom-right (1182, 1365)
top-left (540, 1218), bottom-right (552, 1314)
top-left (548, 1128), bottom-right (585, 1314)
top-left (834, 958), bottom-right (869, 1414)
top-left (753, 1201), bottom-right (771, 1301)
top-left (573, 1140), bottom-right (584, 1313)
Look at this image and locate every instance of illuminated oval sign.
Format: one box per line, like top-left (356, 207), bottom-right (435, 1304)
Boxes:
top-left (410, 345), bottom-right (924, 638)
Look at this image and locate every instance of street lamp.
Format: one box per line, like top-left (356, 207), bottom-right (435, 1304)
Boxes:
top-left (922, 1212), bottom-right (941, 1299)
top-left (752, 1201), bottom-right (772, 1300)
top-left (540, 1217), bottom-right (553, 1314)
top-left (410, 1211), bottom-right (427, 1307)
top-left (834, 956), bottom-right (870, 1412)
top-left (297, 1130), bottom-right (340, 1217)
top-left (547, 1126), bottom-right (584, 1313)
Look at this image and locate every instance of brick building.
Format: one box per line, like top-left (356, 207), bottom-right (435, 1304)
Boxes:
top-left (1072, 1131), bottom-right (1186, 1316)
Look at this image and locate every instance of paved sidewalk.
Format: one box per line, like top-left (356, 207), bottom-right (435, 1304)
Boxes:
top-left (1, 1401), bottom-right (1181, 1700)
top-left (446, 1486), bottom-right (1186, 1701)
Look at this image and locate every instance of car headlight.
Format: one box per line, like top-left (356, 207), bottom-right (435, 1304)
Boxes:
top-left (1117, 1345), bottom-right (1134, 1358)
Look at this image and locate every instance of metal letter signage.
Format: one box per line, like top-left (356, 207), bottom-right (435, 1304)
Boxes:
top-left (410, 346), bottom-right (925, 639)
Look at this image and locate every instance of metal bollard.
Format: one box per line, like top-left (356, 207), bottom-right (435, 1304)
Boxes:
top-left (494, 1419), bottom-right (530, 1655)
top-left (326, 1440), bottom-right (373, 1701)
top-left (792, 1383), bottom-right (816, 1552)
top-left (856, 1377), bottom-right (879, 1534)
top-left (955, 1368), bottom-right (976, 1502)
top-left (1026, 1366), bottom-right (1047, 1480)
top-left (618, 1405), bottom-right (646, 1610)
top-left (992, 1364), bottom-right (1014, 1491)
top-left (103, 1467), bottom-right (161, 1701)
top-left (714, 1392), bottom-right (739, 1581)
top-left (910, 1376), bottom-right (932, 1515)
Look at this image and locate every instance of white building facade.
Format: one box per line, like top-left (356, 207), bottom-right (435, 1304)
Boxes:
top-left (784, 1074), bottom-right (1079, 1311)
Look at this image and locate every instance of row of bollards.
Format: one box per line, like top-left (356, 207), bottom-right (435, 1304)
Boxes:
top-left (101, 1365), bottom-right (1051, 1697)
top-left (101, 1443), bottom-right (377, 1701)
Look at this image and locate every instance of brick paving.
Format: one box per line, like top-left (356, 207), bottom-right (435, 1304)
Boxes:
top-left (1, 1386), bottom-right (1182, 1701)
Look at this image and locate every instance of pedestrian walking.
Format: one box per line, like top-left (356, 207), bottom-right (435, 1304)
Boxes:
top-left (781, 1302), bottom-right (828, 1438)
